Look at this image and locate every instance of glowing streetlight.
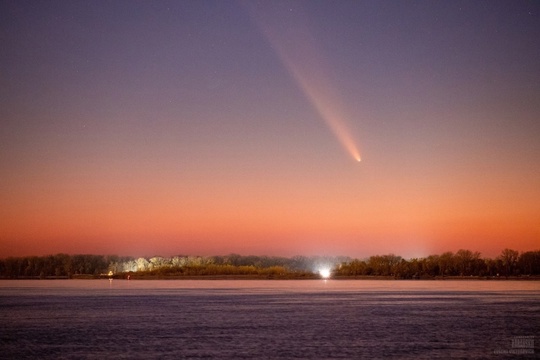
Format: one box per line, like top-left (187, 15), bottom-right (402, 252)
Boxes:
top-left (319, 268), bottom-right (331, 279)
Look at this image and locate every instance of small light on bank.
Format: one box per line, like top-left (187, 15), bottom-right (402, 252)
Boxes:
top-left (319, 268), bottom-right (331, 279)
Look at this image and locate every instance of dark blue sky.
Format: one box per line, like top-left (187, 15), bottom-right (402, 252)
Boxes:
top-left (1, 1), bottom-right (539, 257)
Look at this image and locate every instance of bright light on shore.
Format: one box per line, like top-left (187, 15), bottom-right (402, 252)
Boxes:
top-left (319, 268), bottom-right (331, 279)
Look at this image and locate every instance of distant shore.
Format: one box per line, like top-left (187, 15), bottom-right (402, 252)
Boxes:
top-left (2, 275), bottom-right (539, 281)
top-left (2, 250), bottom-right (539, 280)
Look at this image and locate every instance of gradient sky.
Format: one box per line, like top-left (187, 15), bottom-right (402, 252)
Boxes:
top-left (1, 0), bottom-right (539, 258)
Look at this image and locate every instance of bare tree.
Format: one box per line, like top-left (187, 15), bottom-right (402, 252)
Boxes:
top-left (498, 249), bottom-right (519, 276)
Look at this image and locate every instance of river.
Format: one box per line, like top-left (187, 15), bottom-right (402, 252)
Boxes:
top-left (1, 279), bottom-right (538, 359)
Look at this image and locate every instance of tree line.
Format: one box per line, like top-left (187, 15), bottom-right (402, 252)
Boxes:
top-left (0, 249), bottom-right (538, 279)
top-left (0, 254), bottom-right (343, 279)
top-left (335, 249), bottom-right (540, 278)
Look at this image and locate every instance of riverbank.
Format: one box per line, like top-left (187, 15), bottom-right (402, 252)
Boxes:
top-left (127, 275), bottom-right (540, 281)
top-left (5, 274), bottom-right (538, 281)
top-left (0, 273), bottom-right (540, 281)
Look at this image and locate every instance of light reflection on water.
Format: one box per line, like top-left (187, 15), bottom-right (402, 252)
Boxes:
top-left (1, 280), bottom-right (539, 359)
top-left (2, 278), bottom-right (539, 294)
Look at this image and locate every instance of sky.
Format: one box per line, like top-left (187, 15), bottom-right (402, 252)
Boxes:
top-left (1, 0), bottom-right (539, 259)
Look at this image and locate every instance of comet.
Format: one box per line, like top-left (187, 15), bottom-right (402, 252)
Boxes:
top-left (247, 3), bottom-right (362, 162)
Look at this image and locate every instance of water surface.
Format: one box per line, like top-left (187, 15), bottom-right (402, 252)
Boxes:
top-left (1, 280), bottom-right (538, 359)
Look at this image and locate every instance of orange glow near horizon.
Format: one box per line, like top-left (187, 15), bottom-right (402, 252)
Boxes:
top-left (2, 157), bottom-right (539, 258)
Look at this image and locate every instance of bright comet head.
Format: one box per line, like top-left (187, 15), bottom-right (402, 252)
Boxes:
top-left (319, 268), bottom-right (331, 279)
